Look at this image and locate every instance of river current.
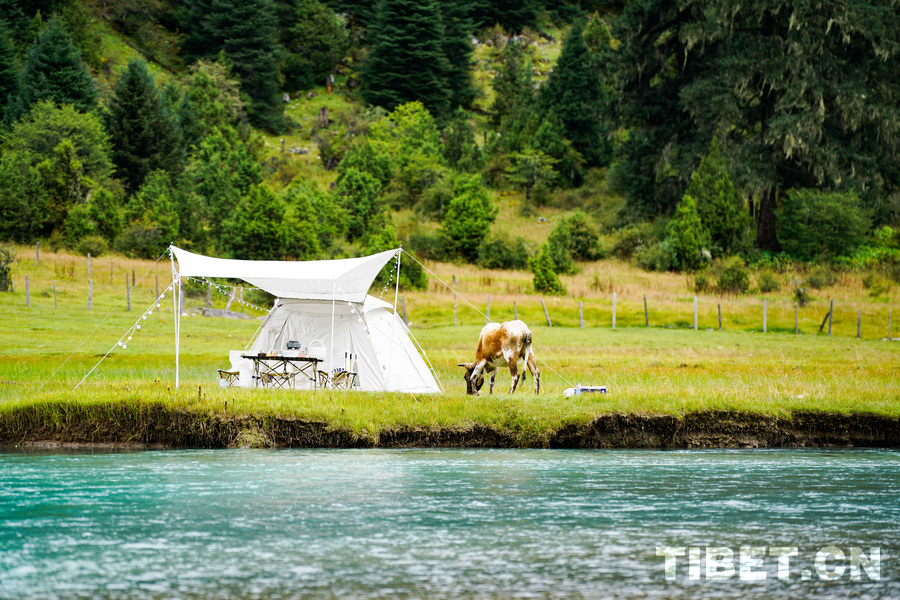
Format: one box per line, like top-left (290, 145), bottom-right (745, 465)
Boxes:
top-left (0, 448), bottom-right (897, 599)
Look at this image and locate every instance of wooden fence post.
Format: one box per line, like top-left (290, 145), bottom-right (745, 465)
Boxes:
top-left (126, 275), bottom-right (131, 312)
top-left (25, 276), bottom-right (30, 307)
top-left (132, 269), bottom-right (136, 290)
top-left (717, 304), bottom-right (722, 331)
top-left (890, 309), bottom-right (893, 341)
top-left (693, 296), bottom-right (698, 331)
top-left (206, 283), bottom-right (212, 308)
top-left (794, 303), bottom-right (799, 334)
top-left (857, 309), bottom-right (861, 339)
top-left (612, 292), bottom-right (617, 329)
top-left (513, 301), bottom-right (517, 320)
top-left (35, 242), bottom-right (39, 266)
top-left (828, 299), bottom-right (834, 336)
top-left (53, 280), bottom-right (57, 309)
top-left (579, 301), bottom-right (584, 328)
top-left (763, 299), bottom-right (767, 333)
top-left (87, 253), bottom-right (91, 280)
top-left (88, 279), bottom-right (93, 311)
top-left (643, 295), bottom-right (649, 327)
top-left (486, 294), bottom-right (490, 324)
top-left (453, 294), bottom-right (457, 326)
top-left (541, 298), bottom-right (552, 327)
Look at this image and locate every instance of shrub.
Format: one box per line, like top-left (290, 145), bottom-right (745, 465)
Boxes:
top-left (74, 235), bottom-right (108, 257)
top-left (477, 233), bottom-right (531, 270)
top-left (714, 256), bottom-right (751, 295)
top-left (756, 269), bottom-right (780, 293)
top-left (406, 231), bottom-right (446, 261)
top-left (667, 195), bottom-right (711, 271)
top-left (635, 240), bottom-right (677, 272)
top-left (0, 246), bottom-right (14, 292)
top-left (792, 283), bottom-right (811, 307)
top-left (611, 223), bottom-right (652, 259)
top-left (694, 271), bottom-right (711, 293)
top-left (777, 189), bottom-right (871, 259)
top-left (530, 243), bottom-right (566, 295)
top-left (805, 267), bottom-right (837, 290)
top-left (862, 273), bottom-right (892, 298)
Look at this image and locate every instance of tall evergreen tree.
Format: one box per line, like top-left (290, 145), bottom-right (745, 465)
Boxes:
top-left (539, 19), bottom-right (610, 168)
top-left (105, 59), bottom-right (183, 194)
top-left (0, 0), bottom-right (30, 49)
top-left (282, 0), bottom-right (349, 90)
top-left (6, 15), bottom-right (97, 123)
top-left (490, 40), bottom-right (533, 126)
top-left (361, 0), bottom-right (453, 118)
top-left (209, 0), bottom-right (283, 131)
top-left (0, 21), bottom-right (19, 122)
top-left (440, 0), bottom-right (476, 108)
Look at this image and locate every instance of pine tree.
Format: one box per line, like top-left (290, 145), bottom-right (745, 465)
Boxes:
top-left (539, 19), bottom-right (610, 168)
top-left (684, 138), bottom-right (750, 257)
top-left (224, 183), bottom-right (286, 259)
top-left (666, 195), bottom-right (710, 271)
top-left (440, 0), bottom-right (476, 108)
top-left (282, 0), bottom-right (349, 90)
top-left (210, 0), bottom-right (283, 131)
top-left (490, 40), bottom-right (533, 126)
top-left (362, 0), bottom-right (452, 118)
top-left (0, 0), bottom-right (31, 49)
top-left (6, 15), bottom-right (97, 123)
top-left (0, 21), bottom-right (18, 123)
top-left (105, 59), bottom-right (183, 194)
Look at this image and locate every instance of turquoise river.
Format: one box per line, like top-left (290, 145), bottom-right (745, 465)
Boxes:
top-left (0, 448), bottom-right (897, 599)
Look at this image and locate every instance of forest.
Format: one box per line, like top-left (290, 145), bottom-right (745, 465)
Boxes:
top-left (0, 0), bottom-right (899, 295)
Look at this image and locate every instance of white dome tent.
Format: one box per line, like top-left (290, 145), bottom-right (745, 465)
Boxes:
top-left (169, 245), bottom-right (441, 393)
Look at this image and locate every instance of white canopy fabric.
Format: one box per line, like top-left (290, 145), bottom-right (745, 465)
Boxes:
top-left (169, 245), bottom-right (398, 303)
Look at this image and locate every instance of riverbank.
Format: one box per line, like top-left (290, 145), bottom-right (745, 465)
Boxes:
top-left (2, 401), bottom-right (898, 449)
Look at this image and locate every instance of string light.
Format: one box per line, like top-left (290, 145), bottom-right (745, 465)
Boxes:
top-left (111, 284), bottom-right (174, 355)
top-left (184, 276), bottom-right (272, 313)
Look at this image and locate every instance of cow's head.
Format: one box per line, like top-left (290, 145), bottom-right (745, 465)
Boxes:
top-left (457, 362), bottom-right (484, 395)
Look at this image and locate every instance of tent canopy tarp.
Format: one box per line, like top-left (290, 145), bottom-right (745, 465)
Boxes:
top-left (169, 245), bottom-right (398, 302)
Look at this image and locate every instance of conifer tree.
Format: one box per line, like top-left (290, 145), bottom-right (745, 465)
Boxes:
top-left (539, 19), bottom-right (610, 168)
top-left (362, 0), bottom-right (452, 118)
top-left (282, 0), bottom-right (349, 90)
top-left (684, 138), bottom-right (750, 257)
top-left (440, 0), bottom-right (476, 108)
top-left (105, 59), bottom-right (183, 194)
top-left (0, 0), bottom-right (31, 49)
top-left (224, 183), bottom-right (285, 260)
top-left (0, 21), bottom-right (18, 123)
top-left (490, 40), bottom-right (533, 126)
top-left (6, 15), bottom-right (97, 123)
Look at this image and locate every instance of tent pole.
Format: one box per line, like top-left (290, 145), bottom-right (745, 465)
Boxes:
top-left (171, 252), bottom-right (180, 389)
top-left (330, 280), bottom-right (336, 374)
top-left (387, 248), bottom-right (401, 388)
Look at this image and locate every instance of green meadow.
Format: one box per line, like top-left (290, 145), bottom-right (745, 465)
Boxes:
top-left (1, 248), bottom-right (898, 443)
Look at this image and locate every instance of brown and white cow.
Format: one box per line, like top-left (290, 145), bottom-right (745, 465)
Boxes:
top-left (458, 320), bottom-right (540, 395)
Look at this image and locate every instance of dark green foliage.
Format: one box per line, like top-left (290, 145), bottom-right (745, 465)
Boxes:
top-left (635, 240), bottom-right (677, 272)
top-left (335, 167), bottom-right (385, 240)
top-left (778, 189), bottom-right (872, 259)
top-left (554, 210), bottom-right (602, 262)
top-left (0, 244), bottom-right (13, 291)
top-left (713, 256), bottom-right (751, 295)
top-left (0, 0), bottom-right (31, 48)
top-left (440, 173), bottom-right (497, 261)
top-left (530, 111), bottom-right (583, 188)
top-left (666, 195), bottom-right (710, 271)
top-left (282, 0), bottom-right (349, 90)
top-left (105, 59), bottom-right (183, 194)
top-left (223, 183), bottom-right (284, 259)
top-left (470, 0), bottom-right (537, 33)
top-left (804, 266), bottom-right (838, 290)
top-left (176, 59), bottom-right (246, 148)
top-left (476, 232), bottom-right (531, 270)
top-left (337, 140), bottom-right (393, 189)
top-left (440, 0), bottom-right (476, 108)
top-left (280, 184), bottom-right (322, 260)
top-left (684, 138), bottom-right (750, 257)
top-left (582, 13), bottom-right (612, 53)
top-left (0, 22), bottom-right (19, 123)
top-left (74, 234), bottom-right (108, 257)
top-left (119, 172), bottom-right (181, 258)
top-left (0, 148), bottom-right (47, 241)
top-left (539, 19), bottom-right (610, 169)
top-left (489, 41), bottom-right (533, 127)
top-left (406, 230), bottom-right (446, 261)
top-left (505, 149), bottom-right (558, 201)
top-left (361, 0), bottom-right (453, 117)
top-left (530, 242), bottom-right (566, 294)
top-left (547, 219), bottom-right (575, 274)
top-left (6, 15), bottom-right (97, 123)
top-left (57, 0), bottom-right (102, 70)
top-left (441, 108), bottom-right (481, 172)
top-left (185, 0), bottom-right (284, 131)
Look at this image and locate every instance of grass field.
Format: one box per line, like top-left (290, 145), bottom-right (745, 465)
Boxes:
top-left (1, 247), bottom-right (898, 442)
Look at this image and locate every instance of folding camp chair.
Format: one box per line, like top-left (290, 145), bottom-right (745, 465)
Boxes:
top-left (217, 369), bottom-right (239, 387)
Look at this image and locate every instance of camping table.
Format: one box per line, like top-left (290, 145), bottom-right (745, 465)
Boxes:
top-left (242, 354), bottom-right (322, 390)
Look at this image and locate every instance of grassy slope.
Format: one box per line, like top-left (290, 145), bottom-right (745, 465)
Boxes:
top-left (1, 249), bottom-right (898, 442)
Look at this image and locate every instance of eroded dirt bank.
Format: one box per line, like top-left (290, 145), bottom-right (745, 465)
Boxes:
top-left (1, 405), bottom-right (898, 449)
